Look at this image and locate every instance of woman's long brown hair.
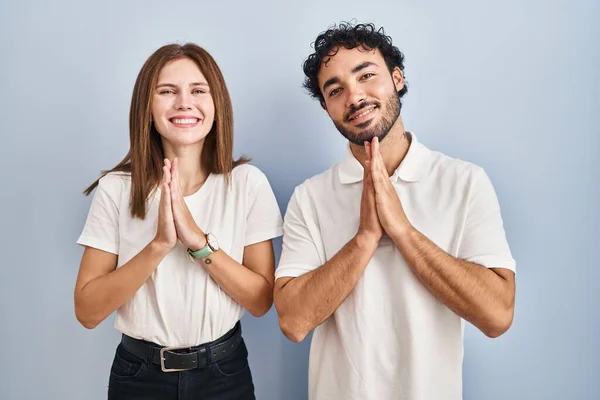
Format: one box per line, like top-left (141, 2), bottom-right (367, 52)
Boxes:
top-left (84, 43), bottom-right (248, 219)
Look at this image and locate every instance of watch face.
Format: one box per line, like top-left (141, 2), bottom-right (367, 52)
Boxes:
top-left (207, 233), bottom-right (219, 251)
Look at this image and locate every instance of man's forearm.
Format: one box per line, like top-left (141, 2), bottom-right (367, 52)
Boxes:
top-left (390, 226), bottom-right (515, 337)
top-left (274, 233), bottom-right (378, 342)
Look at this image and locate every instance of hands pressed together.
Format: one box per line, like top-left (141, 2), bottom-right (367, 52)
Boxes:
top-left (153, 158), bottom-right (206, 253)
top-left (358, 137), bottom-right (412, 244)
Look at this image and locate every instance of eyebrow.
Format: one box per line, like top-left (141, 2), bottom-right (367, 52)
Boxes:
top-left (321, 61), bottom-right (379, 93)
top-left (156, 82), bottom-right (209, 89)
top-left (352, 61), bottom-right (378, 74)
top-left (322, 77), bottom-right (340, 93)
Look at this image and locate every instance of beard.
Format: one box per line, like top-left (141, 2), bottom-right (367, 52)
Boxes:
top-left (333, 91), bottom-right (401, 146)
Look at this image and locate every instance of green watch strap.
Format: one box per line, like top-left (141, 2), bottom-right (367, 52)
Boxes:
top-left (187, 245), bottom-right (212, 260)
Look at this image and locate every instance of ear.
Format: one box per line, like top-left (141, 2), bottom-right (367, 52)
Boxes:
top-left (391, 67), bottom-right (405, 92)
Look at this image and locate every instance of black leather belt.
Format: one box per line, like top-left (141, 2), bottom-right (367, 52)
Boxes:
top-left (121, 322), bottom-right (242, 372)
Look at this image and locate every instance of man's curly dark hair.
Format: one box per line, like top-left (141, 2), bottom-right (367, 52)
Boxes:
top-left (303, 22), bottom-right (408, 109)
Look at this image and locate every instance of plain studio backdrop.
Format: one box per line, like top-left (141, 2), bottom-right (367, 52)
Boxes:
top-left (0, 0), bottom-right (598, 399)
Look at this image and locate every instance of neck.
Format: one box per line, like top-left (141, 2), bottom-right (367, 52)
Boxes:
top-left (162, 140), bottom-right (209, 196)
top-left (351, 115), bottom-right (410, 176)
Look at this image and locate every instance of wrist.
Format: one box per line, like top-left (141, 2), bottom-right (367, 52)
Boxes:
top-left (353, 231), bottom-right (379, 252)
top-left (188, 232), bottom-right (207, 252)
top-left (149, 239), bottom-right (172, 258)
top-left (387, 223), bottom-right (417, 245)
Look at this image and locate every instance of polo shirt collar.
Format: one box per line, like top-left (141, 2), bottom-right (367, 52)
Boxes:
top-left (338, 132), bottom-right (432, 184)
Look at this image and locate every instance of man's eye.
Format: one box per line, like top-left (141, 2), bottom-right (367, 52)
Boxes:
top-left (329, 88), bottom-right (342, 97)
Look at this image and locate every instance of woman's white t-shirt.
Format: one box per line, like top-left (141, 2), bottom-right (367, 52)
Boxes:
top-left (77, 164), bottom-right (283, 346)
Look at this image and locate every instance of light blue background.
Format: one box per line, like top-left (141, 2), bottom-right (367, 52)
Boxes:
top-left (1, 0), bottom-right (598, 399)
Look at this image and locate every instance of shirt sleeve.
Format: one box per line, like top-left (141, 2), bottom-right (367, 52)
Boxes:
top-left (457, 168), bottom-right (516, 272)
top-left (244, 169), bottom-right (284, 246)
top-left (76, 175), bottom-right (121, 254)
top-left (275, 186), bottom-right (324, 280)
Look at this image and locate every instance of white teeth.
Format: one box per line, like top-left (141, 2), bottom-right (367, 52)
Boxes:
top-left (172, 118), bottom-right (198, 124)
top-left (351, 108), bottom-right (375, 120)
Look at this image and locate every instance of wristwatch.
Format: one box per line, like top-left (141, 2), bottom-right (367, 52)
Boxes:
top-left (187, 233), bottom-right (219, 262)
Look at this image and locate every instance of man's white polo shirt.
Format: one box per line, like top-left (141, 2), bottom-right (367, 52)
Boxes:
top-left (275, 133), bottom-right (516, 400)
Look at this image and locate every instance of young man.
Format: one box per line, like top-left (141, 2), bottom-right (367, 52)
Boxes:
top-left (273, 22), bottom-right (516, 400)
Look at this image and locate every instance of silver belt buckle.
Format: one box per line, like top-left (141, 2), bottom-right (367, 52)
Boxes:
top-left (160, 346), bottom-right (194, 372)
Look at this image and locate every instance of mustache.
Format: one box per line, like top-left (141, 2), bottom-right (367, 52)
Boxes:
top-left (344, 101), bottom-right (380, 122)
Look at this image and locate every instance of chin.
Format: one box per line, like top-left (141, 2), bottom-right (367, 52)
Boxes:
top-left (163, 131), bottom-right (209, 147)
top-left (348, 126), bottom-right (376, 141)
top-left (345, 129), bottom-right (389, 146)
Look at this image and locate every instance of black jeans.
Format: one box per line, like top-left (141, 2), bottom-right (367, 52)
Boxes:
top-left (107, 335), bottom-right (255, 399)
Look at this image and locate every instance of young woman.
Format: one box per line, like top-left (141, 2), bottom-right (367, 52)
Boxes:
top-left (74, 43), bottom-right (282, 399)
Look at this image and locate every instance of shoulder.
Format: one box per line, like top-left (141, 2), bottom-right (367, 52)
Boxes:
top-left (227, 163), bottom-right (275, 193)
top-left (98, 171), bottom-right (131, 186)
top-left (231, 163), bottom-right (268, 184)
top-left (221, 164), bottom-right (276, 197)
top-left (95, 172), bottom-right (131, 201)
top-left (288, 164), bottom-right (338, 207)
top-left (427, 149), bottom-right (485, 185)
